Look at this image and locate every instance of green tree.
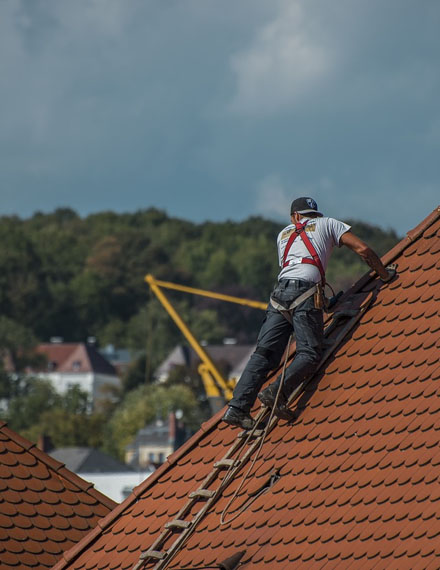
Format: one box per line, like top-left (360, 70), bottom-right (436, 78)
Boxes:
top-left (5, 382), bottom-right (109, 449)
top-left (121, 354), bottom-right (149, 394)
top-left (6, 379), bottom-right (61, 432)
top-left (199, 249), bottom-right (239, 289)
top-left (22, 406), bottom-right (107, 449)
top-left (0, 220), bottom-right (48, 329)
top-left (0, 316), bottom-right (46, 400)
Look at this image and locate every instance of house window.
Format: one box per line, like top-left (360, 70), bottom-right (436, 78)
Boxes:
top-left (48, 361), bottom-right (57, 371)
top-left (72, 361), bottom-right (81, 371)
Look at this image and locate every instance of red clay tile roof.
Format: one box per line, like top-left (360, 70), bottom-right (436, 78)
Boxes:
top-left (34, 343), bottom-right (116, 375)
top-left (54, 206), bottom-right (440, 570)
top-left (0, 421), bottom-right (116, 569)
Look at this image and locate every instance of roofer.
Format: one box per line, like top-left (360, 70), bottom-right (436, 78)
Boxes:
top-left (222, 197), bottom-right (396, 430)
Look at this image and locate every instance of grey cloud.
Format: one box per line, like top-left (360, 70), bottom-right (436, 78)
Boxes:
top-left (0, 0), bottom-right (438, 234)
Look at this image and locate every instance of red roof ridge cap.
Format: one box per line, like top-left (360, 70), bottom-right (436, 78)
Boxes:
top-left (405, 205), bottom-right (440, 242)
top-left (37, 342), bottom-right (81, 351)
top-left (0, 421), bottom-right (117, 512)
top-left (384, 205), bottom-right (440, 265)
top-left (0, 423), bottom-right (36, 451)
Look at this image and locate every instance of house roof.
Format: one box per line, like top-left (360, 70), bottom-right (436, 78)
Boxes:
top-left (155, 343), bottom-right (255, 379)
top-left (34, 343), bottom-right (116, 376)
top-left (0, 421), bottom-right (116, 569)
top-left (54, 206), bottom-right (440, 570)
top-left (49, 447), bottom-right (135, 474)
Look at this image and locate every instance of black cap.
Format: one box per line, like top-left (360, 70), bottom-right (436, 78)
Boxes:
top-left (290, 196), bottom-right (323, 217)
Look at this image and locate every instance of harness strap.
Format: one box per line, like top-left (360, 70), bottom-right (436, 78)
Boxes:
top-left (282, 221), bottom-right (326, 284)
top-left (269, 284), bottom-right (317, 319)
top-left (282, 225), bottom-right (303, 267)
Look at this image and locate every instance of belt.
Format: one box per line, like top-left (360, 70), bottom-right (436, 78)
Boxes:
top-left (270, 283), bottom-right (318, 313)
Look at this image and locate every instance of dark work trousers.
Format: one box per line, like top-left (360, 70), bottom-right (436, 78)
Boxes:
top-left (229, 279), bottom-right (324, 413)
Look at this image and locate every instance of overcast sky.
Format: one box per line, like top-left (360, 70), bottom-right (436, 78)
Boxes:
top-left (1, 0), bottom-right (439, 233)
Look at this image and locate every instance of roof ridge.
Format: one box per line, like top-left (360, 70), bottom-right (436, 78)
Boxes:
top-left (384, 204), bottom-right (440, 263)
top-left (0, 421), bottom-right (116, 512)
top-left (52, 205), bottom-right (440, 569)
top-left (39, 342), bottom-right (83, 345)
top-left (405, 204), bottom-right (440, 242)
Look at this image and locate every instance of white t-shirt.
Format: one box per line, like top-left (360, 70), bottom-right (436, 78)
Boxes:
top-left (277, 216), bottom-right (351, 283)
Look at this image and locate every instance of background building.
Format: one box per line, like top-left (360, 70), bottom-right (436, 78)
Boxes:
top-left (49, 446), bottom-right (154, 503)
top-left (31, 341), bottom-right (121, 408)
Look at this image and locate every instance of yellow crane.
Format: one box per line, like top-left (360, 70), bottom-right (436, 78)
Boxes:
top-left (145, 274), bottom-right (267, 413)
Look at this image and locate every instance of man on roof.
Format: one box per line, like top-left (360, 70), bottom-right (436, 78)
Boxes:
top-left (222, 196), bottom-right (396, 430)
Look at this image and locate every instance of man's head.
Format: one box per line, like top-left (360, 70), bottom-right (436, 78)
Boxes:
top-left (290, 197), bottom-right (323, 220)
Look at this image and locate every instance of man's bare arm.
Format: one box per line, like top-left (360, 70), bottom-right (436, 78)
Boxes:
top-left (339, 231), bottom-right (390, 280)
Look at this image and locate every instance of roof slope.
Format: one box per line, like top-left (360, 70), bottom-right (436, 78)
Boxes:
top-left (54, 206), bottom-right (440, 570)
top-left (0, 422), bottom-right (116, 569)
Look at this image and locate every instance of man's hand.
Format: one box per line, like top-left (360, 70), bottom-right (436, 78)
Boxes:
top-left (381, 263), bottom-right (397, 283)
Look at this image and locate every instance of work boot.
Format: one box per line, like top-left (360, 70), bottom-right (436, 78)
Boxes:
top-left (258, 385), bottom-right (294, 421)
top-left (222, 407), bottom-right (255, 430)
top-left (258, 384), bottom-right (286, 408)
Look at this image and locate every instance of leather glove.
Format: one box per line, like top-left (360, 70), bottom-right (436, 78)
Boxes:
top-left (381, 263), bottom-right (397, 283)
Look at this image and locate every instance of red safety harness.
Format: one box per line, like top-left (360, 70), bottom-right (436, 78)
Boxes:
top-left (282, 221), bottom-right (325, 285)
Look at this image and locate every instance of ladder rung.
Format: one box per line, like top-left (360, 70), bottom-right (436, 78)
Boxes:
top-left (165, 519), bottom-right (192, 530)
top-left (238, 429), bottom-right (264, 438)
top-left (214, 458), bottom-right (236, 469)
top-left (189, 489), bottom-right (215, 499)
top-left (140, 550), bottom-right (166, 561)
